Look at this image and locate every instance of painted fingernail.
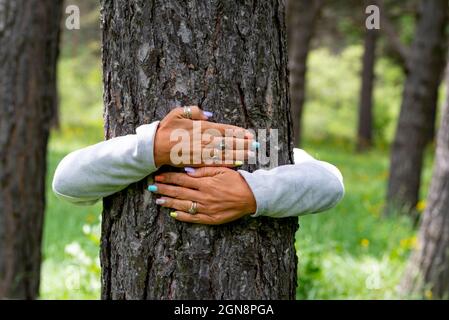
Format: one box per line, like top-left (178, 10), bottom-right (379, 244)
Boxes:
top-left (203, 111), bottom-right (213, 118)
top-left (170, 211), bottom-right (178, 218)
top-left (148, 185), bottom-right (158, 192)
top-left (184, 167), bottom-right (196, 173)
top-left (251, 141), bottom-right (260, 150)
top-left (156, 198), bottom-right (166, 205)
top-left (234, 160), bottom-right (244, 166)
top-left (155, 175), bottom-right (164, 182)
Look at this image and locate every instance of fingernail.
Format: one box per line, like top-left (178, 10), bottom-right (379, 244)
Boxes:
top-left (203, 111), bottom-right (213, 118)
top-left (248, 151), bottom-right (256, 158)
top-left (234, 160), bottom-right (244, 166)
top-left (148, 185), bottom-right (158, 192)
top-left (184, 167), bottom-right (196, 173)
top-left (251, 141), bottom-right (260, 150)
top-left (156, 198), bottom-right (166, 205)
top-left (170, 211), bottom-right (178, 218)
top-left (155, 175), bottom-right (164, 182)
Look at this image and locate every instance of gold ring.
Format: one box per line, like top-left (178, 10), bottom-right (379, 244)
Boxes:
top-left (183, 106), bottom-right (192, 119)
top-left (188, 201), bottom-right (198, 215)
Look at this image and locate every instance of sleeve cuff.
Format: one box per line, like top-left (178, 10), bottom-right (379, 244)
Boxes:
top-left (238, 170), bottom-right (269, 218)
top-left (135, 121), bottom-right (160, 172)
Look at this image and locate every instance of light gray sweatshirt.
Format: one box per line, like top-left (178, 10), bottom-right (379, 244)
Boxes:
top-left (52, 122), bottom-right (344, 218)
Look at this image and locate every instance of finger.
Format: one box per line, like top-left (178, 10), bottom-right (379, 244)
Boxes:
top-left (201, 121), bottom-right (253, 139)
top-left (183, 167), bottom-right (229, 178)
top-left (170, 211), bottom-right (222, 225)
top-left (156, 197), bottom-right (205, 213)
top-left (173, 106), bottom-right (210, 121)
top-left (202, 149), bottom-right (254, 163)
top-left (155, 172), bottom-right (200, 189)
top-left (149, 183), bottom-right (201, 201)
top-left (210, 137), bottom-right (256, 150)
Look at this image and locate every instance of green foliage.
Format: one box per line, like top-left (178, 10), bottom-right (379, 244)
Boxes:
top-left (304, 46), bottom-right (404, 147)
top-left (294, 137), bottom-right (433, 299)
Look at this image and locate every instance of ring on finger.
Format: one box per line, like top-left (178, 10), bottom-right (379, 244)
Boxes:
top-left (183, 106), bottom-right (192, 119)
top-left (188, 201), bottom-right (198, 215)
top-left (217, 139), bottom-right (226, 151)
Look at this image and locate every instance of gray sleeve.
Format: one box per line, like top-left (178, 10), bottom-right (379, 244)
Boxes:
top-left (238, 150), bottom-right (344, 218)
top-left (52, 121), bottom-right (160, 205)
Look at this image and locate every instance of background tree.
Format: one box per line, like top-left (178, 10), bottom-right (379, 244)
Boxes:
top-left (386, 0), bottom-right (448, 215)
top-left (100, 0), bottom-right (297, 299)
top-left (0, 0), bottom-right (63, 299)
top-left (287, 0), bottom-right (323, 146)
top-left (356, 23), bottom-right (378, 151)
top-left (400, 66), bottom-right (449, 299)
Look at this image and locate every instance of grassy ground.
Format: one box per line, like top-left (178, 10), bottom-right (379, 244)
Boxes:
top-left (40, 46), bottom-right (434, 299)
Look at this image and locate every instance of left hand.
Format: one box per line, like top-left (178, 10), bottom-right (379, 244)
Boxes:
top-left (150, 167), bottom-right (257, 225)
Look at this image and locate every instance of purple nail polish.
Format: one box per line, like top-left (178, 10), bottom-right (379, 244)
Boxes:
top-left (203, 111), bottom-right (213, 118)
top-left (184, 167), bottom-right (196, 173)
top-left (156, 199), bottom-right (166, 205)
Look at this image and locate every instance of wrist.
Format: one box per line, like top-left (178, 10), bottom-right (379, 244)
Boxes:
top-left (154, 127), bottom-right (168, 167)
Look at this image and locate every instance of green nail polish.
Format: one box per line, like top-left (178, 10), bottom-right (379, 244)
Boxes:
top-left (170, 212), bottom-right (177, 218)
top-left (234, 160), bottom-right (244, 166)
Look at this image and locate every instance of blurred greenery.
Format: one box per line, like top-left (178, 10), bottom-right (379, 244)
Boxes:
top-left (41, 30), bottom-right (436, 300)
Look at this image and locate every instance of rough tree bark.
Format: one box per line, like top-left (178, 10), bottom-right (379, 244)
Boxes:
top-left (357, 27), bottom-right (377, 151)
top-left (287, 0), bottom-right (323, 147)
top-left (0, 0), bottom-right (63, 299)
top-left (100, 0), bottom-right (297, 299)
top-left (400, 68), bottom-right (449, 299)
top-left (386, 0), bottom-right (448, 215)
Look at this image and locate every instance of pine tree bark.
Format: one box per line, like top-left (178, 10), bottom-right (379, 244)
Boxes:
top-left (401, 68), bottom-right (449, 299)
top-left (357, 28), bottom-right (377, 151)
top-left (287, 0), bottom-right (323, 147)
top-left (386, 0), bottom-right (448, 214)
top-left (100, 0), bottom-right (297, 299)
top-left (0, 0), bottom-right (63, 299)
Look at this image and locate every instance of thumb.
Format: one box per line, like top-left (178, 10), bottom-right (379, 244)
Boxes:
top-left (183, 167), bottom-right (226, 178)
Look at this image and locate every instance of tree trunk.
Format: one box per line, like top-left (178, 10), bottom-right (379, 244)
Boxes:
top-left (0, 0), bottom-right (63, 299)
top-left (100, 0), bottom-right (297, 299)
top-left (357, 27), bottom-right (377, 152)
top-left (386, 0), bottom-right (448, 215)
top-left (287, 0), bottom-right (323, 147)
top-left (400, 68), bottom-right (449, 299)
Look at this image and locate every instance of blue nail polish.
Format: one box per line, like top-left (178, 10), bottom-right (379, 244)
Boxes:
top-left (148, 185), bottom-right (158, 192)
top-left (184, 167), bottom-right (196, 173)
top-left (203, 111), bottom-right (213, 118)
top-left (251, 141), bottom-right (260, 150)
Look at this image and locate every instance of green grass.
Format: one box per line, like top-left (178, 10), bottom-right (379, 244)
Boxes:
top-left (40, 45), bottom-right (434, 299)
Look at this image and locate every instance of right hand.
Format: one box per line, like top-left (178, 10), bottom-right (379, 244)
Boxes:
top-left (153, 106), bottom-right (255, 167)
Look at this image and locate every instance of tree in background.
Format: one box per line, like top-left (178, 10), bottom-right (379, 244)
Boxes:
top-left (356, 11), bottom-right (378, 151)
top-left (401, 66), bottom-right (449, 299)
top-left (100, 0), bottom-right (297, 299)
top-left (287, 0), bottom-right (323, 146)
top-left (0, 0), bottom-right (63, 299)
top-left (386, 0), bottom-right (448, 215)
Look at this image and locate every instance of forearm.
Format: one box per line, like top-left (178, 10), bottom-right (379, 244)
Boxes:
top-left (239, 151), bottom-right (344, 218)
top-left (52, 122), bottom-right (159, 205)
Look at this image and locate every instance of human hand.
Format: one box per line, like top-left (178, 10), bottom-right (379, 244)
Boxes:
top-left (153, 106), bottom-right (256, 167)
top-left (148, 167), bottom-right (257, 225)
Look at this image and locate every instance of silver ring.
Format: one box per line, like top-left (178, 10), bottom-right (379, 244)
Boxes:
top-left (188, 201), bottom-right (198, 215)
top-left (218, 140), bottom-right (226, 151)
top-left (183, 106), bottom-right (192, 119)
